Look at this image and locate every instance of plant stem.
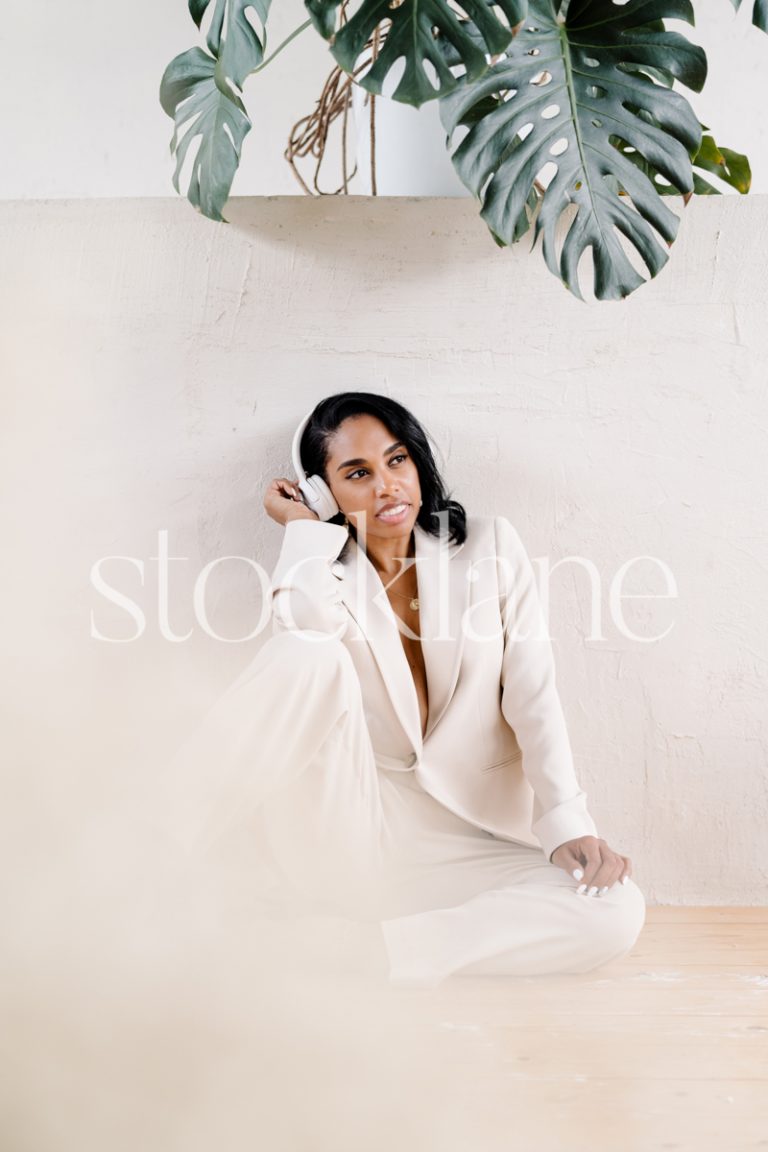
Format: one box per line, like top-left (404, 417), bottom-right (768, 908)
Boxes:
top-left (251, 19), bottom-right (312, 74)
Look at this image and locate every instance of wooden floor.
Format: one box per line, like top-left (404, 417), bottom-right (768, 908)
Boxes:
top-left (254, 906), bottom-right (768, 1152)
top-left (375, 907), bottom-right (768, 1152)
top-left (2, 907), bottom-right (766, 1152)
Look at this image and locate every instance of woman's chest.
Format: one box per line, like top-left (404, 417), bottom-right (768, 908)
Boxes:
top-left (394, 609), bottom-right (430, 738)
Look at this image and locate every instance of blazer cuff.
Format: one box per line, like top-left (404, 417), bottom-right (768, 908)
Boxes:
top-left (531, 790), bottom-right (598, 864)
top-left (279, 517), bottom-right (350, 557)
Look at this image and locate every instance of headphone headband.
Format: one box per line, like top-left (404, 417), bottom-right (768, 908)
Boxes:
top-left (290, 411), bottom-right (312, 486)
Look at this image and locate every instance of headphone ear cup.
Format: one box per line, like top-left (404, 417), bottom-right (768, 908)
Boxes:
top-left (299, 475), bottom-right (340, 522)
top-left (291, 410), bottom-right (341, 522)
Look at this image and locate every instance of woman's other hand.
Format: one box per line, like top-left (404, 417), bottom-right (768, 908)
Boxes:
top-left (264, 478), bottom-right (321, 526)
top-left (550, 836), bottom-right (632, 897)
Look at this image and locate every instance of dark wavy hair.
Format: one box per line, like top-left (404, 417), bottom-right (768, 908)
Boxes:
top-left (299, 392), bottom-right (467, 551)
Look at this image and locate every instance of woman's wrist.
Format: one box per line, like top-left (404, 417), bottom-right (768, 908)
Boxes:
top-left (282, 506), bottom-right (321, 525)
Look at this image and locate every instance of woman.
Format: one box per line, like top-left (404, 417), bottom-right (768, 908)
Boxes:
top-left (251, 392), bottom-right (645, 985)
top-left (166, 392), bottom-right (645, 986)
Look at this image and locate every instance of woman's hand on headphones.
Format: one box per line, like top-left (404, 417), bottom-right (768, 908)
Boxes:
top-left (264, 478), bottom-right (321, 526)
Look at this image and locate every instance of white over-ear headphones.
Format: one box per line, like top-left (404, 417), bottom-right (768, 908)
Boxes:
top-left (291, 410), bottom-right (340, 522)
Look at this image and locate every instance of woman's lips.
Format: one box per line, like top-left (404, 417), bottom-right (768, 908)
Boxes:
top-left (376, 503), bottom-right (410, 524)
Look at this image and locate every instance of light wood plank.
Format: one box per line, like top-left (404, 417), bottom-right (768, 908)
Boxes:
top-left (3, 906), bottom-right (768, 1152)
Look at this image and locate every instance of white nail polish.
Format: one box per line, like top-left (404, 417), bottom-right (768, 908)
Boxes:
top-left (573, 869), bottom-right (584, 880)
top-left (577, 883), bottom-right (587, 894)
top-left (599, 886), bottom-right (608, 895)
top-left (588, 886), bottom-right (598, 897)
top-left (621, 876), bottom-right (628, 884)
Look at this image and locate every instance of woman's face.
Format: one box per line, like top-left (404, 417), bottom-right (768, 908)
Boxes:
top-left (325, 414), bottom-right (422, 544)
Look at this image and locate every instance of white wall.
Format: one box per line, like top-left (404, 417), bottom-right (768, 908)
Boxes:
top-left (2, 194), bottom-right (766, 918)
top-left (2, 0), bottom-right (767, 198)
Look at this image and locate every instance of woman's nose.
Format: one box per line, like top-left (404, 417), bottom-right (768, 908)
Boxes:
top-left (374, 473), bottom-right (398, 494)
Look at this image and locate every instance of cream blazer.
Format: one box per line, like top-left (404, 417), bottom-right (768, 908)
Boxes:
top-left (269, 514), bottom-right (598, 864)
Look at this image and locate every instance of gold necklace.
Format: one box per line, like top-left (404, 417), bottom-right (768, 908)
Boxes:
top-left (374, 570), bottom-right (419, 610)
top-left (372, 548), bottom-right (419, 610)
top-left (388, 588), bottom-right (420, 611)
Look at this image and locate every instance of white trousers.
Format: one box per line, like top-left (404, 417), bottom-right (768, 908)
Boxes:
top-left (163, 630), bottom-right (646, 986)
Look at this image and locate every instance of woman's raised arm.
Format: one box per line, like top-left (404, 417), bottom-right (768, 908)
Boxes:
top-left (265, 478), bottom-right (349, 638)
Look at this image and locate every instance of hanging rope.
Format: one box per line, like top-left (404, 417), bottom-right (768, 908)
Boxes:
top-left (284, 5), bottom-right (387, 196)
top-left (369, 22), bottom-right (380, 195)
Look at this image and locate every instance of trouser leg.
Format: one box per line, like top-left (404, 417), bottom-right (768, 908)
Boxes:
top-left (381, 852), bottom-right (647, 985)
top-left (254, 641), bottom-right (392, 917)
top-left (157, 629), bottom-right (388, 916)
top-left (449, 878), bottom-right (647, 977)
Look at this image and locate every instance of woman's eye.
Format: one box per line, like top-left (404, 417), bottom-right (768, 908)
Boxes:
top-left (346, 454), bottom-right (407, 480)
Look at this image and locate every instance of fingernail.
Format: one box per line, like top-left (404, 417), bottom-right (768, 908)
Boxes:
top-left (599, 886), bottom-right (608, 896)
top-left (588, 886), bottom-right (598, 897)
top-left (572, 869), bottom-right (584, 881)
top-left (621, 876), bottom-right (628, 885)
top-left (577, 884), bottom-right (587, 894)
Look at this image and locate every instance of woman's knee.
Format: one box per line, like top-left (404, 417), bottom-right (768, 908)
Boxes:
top-left (227, 630), bottom-right (357, 709)
top-left (260, 629), bottom-right (355, 675)
top-left (588, 877), bottom-right (646, 963)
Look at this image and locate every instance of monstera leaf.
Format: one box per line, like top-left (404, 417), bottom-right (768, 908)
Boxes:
top-left (160, 47), bottom-right (251, 221)
top-left (729, 0), bottom-right (768, 32)
top-left (691, 133), bottom-right (751, 194)
top-left (439, 0), bottom-right (707, 300)
top-left (189, 0), bottom-right (272, 87)
top-left (615, 128), bottom-right (751, 196)
top-left (304, 0), bottom-right (528, 106)
top-left (159, 2), bottom-right (270, 219)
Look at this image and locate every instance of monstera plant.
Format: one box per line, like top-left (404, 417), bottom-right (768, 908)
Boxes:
top-left (160, 0), bottom-right (764, 300)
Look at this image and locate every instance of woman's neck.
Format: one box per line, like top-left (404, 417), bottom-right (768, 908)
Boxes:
top-left (363, 530), bottom-right (415, 579)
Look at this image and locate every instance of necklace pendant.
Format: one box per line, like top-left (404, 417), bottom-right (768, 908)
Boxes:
top-left (410, 597), bottom-right (419, 610)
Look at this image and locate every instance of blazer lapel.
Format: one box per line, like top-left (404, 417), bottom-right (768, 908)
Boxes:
top-left (339, 521), bottom-right (468, 752)
top-left (416, 522), bottom-right (468, 739)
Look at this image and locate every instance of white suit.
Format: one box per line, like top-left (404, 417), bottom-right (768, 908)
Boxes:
top-left (164, 513), bottom-right (646, 984)
top-left (270, 513), bottom-right (597, 864)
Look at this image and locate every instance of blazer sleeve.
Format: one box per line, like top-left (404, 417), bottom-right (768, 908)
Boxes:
top-left (494, 514), bottom-right (598, 863)
top-left (270, 518), bottom-right (351, 638)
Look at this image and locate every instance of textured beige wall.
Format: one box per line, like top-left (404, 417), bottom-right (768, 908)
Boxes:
top-left (1, 198), bottom-right (768, 912)
top-left (2, 194), bottom-right (767, 1152)
top-left (2, 195), bottom-right (766, 918)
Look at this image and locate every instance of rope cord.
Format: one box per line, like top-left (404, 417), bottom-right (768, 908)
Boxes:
top-left (284, 5), bottom-right (388, 196)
